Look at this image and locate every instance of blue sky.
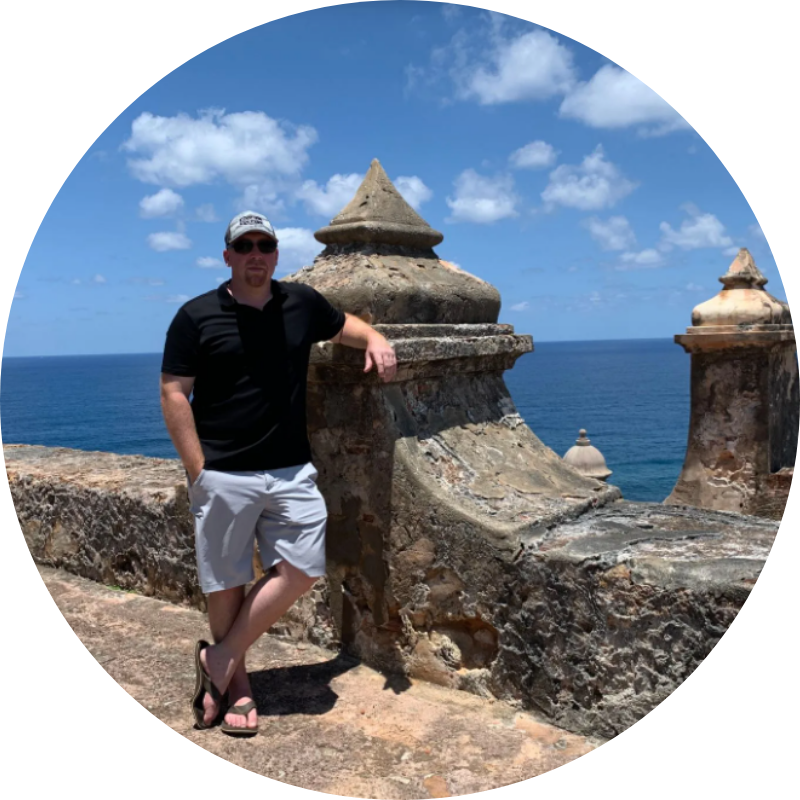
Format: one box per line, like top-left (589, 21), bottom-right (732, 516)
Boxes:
top-left (6, 1), bottom-right (783, 357)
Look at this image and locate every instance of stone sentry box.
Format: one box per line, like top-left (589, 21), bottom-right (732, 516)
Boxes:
top-left (286, 160), bottom-right (618, 664)
top-left (7, 161), bottom-right (783, 739)
top-left (666, 249), bottom-right (797, 517)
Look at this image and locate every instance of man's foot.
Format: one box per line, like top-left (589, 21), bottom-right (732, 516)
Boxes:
top-left (222, 671), bottom-right (258, 733)
top-left (198, 642), bottom-right (236, 727)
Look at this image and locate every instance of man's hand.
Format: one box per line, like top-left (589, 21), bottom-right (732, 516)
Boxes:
top-left (186, 461), bottom-right (205, 486)
top-left (160, 374), bottom-right (206, 482)
top-left (364, 334), bottom-right (397, 382)
top-left (332, 314), bottom-right (398, 383)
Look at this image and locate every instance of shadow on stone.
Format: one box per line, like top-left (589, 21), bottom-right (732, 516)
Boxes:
top-left (381, 672), bottom-right (412, 695)
top-left (250, 651), bottom-right (360, 717)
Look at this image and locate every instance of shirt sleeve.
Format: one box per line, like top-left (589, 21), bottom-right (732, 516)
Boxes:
top-left (309, 286), bottom-right (346, 343)
top-left (161, 307), bottom-right (200, 376)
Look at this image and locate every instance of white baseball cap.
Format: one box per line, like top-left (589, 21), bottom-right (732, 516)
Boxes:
top-left (225, 211), bottom-right (278, 245)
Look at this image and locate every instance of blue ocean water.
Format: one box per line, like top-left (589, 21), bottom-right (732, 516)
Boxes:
top-left (0, 339), bottom-right (689, 502)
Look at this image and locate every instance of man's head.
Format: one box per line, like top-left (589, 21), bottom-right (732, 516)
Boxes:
top-left (223, 211), bottom-right (279, 290)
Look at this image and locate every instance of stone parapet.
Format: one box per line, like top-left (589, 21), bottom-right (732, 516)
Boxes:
top-left (309, 323), bottom-right (533, 382)
top-left (6, 444), bottom-right (777, 738)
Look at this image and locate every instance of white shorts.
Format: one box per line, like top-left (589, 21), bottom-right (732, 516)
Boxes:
top-left (188, 462), bottom-right (327, 594)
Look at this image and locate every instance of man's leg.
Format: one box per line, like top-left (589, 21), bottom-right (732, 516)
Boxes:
top-left (208, 580), bottom-right (267, 732)
top-left (199, 560), bottom-right (317, 722)
top-left (191, 469), bottom-right (266, 726)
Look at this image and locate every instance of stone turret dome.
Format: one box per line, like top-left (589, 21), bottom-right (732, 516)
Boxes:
top-left (691, 248), bottom-right (790, 328)
top-left (563, 430), bottom-right (612, 481)
top-left (289, 158), bottom-right (501, 324)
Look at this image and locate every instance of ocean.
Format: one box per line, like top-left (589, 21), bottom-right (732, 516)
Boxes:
top-left (0, 339), bottom-right (689, 503)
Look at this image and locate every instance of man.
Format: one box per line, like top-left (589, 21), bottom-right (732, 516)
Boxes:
top-left (160, 211), bottom-right (396, 737)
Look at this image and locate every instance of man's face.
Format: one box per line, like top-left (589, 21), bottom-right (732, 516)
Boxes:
top-left (224, 231), bottom-right (279, 289)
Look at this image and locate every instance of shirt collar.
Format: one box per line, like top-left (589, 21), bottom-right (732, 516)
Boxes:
top-left (217, 279), bottom-right (282, 310)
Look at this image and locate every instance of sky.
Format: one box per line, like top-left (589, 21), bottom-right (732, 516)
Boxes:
top-left (5, 1), bottom-right (784, 357)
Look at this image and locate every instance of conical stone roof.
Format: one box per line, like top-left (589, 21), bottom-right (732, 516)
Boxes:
top-left (690, 248), bottom-right (791, 328)
top-left (289, 159), bottom-right (500, 324)
top-left (315, 159), bottom-right (444, 249)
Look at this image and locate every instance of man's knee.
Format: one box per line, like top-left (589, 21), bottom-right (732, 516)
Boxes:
top-left (275, 560), bottom-right (319, 593)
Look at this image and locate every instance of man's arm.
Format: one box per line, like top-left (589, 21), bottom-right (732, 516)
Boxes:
top-left (160, 373), bottom-right (205, 483)
top-left (330, 313), bottom-right (397, 382)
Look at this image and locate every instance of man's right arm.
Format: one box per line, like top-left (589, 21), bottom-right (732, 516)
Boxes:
top-left (160, 373), bottom-right (205, 483)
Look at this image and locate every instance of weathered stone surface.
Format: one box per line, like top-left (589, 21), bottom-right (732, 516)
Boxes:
top-left (289, 249), bottom-right (501, 324)
top-left (6, 445), bottom-right (204, 606)
top-left (667, 249), bottom-right (798, 517)
top-left (748, 467), bottom-right (794, 519)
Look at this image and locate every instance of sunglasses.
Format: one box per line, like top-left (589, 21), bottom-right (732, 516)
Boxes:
top-left (229, 238), bottom-right (277, 254)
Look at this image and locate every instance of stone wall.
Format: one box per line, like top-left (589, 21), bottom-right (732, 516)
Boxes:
top-left (6, 443), bottom-right (778, 738)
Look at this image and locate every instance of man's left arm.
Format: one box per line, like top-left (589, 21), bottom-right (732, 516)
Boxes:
top-left (331, 313), bottom-right (397, 382)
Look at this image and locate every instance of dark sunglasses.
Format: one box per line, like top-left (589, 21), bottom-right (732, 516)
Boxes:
top-left (230, 238), bottom-right (277, 254)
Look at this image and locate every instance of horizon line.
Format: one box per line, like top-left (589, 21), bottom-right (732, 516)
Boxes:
top-left (2, 335), bottom-right (678, 360)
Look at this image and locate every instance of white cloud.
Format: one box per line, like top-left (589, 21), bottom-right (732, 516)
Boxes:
top-left (196, 256), bottom-right (225, 269)
top-left (92, 274), bottom-right (107, 284)
top-left (583, 216), bottom-right (637, 251)
top-left (686, 282), bottom-right (705, 292)
top-left (395, 175), bottom-right (433, 210)
top-left (195, 204), bottom-right (218, 222)
top-left (139, 188), bottom-right (184, 218)
top-left (13, 290), bottom-right (24, 299)
top-left (296, 173), bottom-right (363, 217)
top-left (749, 223), bottom-right (765, 240)
top-left (509, 301), bottom-right (529, 311)
top-left (559, 65), bottom-right (689, 135)
top-left (166, 294), bottom-right (190, 304)
top-left (239, 182), bottom-right (286, 216)
top-left (509, 140), bottom-right (558, 170)
top-left (616, 249), bottom-right (665, 270)
top-left (147, 231), bottom-right (192, 252)
top-left (122, 109), bottom-right (317, 187)
top-left (446, 169), bottom-right (519, 224)
top-left (659, 206), bottom-right (732, 250)
top-left (275, 227), bottom-right (321, 273)
top-left (460, 30), bottom-right (577, 104)
top-left (71, 279), bottom-right (81, 285)
top-left (723, 245), bottom-right (741, 256)
top-left (542, 146), bottom-right (637, 211)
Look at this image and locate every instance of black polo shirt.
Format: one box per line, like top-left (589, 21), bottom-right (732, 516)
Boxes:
top-left (161, 279), bottom-right (345, 471)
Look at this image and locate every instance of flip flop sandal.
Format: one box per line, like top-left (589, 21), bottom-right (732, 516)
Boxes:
top-left (220, 699), bottom-right (259, 737)
top-left (191, 639), bottom-right (228, 729)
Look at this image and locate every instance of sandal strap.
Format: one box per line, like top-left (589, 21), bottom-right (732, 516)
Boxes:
top-left (227, 700), bottom-right (256, 715)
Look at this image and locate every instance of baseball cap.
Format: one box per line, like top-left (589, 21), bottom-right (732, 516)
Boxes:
top-left (225, 211), bottom-right (278, 245)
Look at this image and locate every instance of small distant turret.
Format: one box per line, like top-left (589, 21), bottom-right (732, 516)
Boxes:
top-left (563, 429), bottom-right (612, 481)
